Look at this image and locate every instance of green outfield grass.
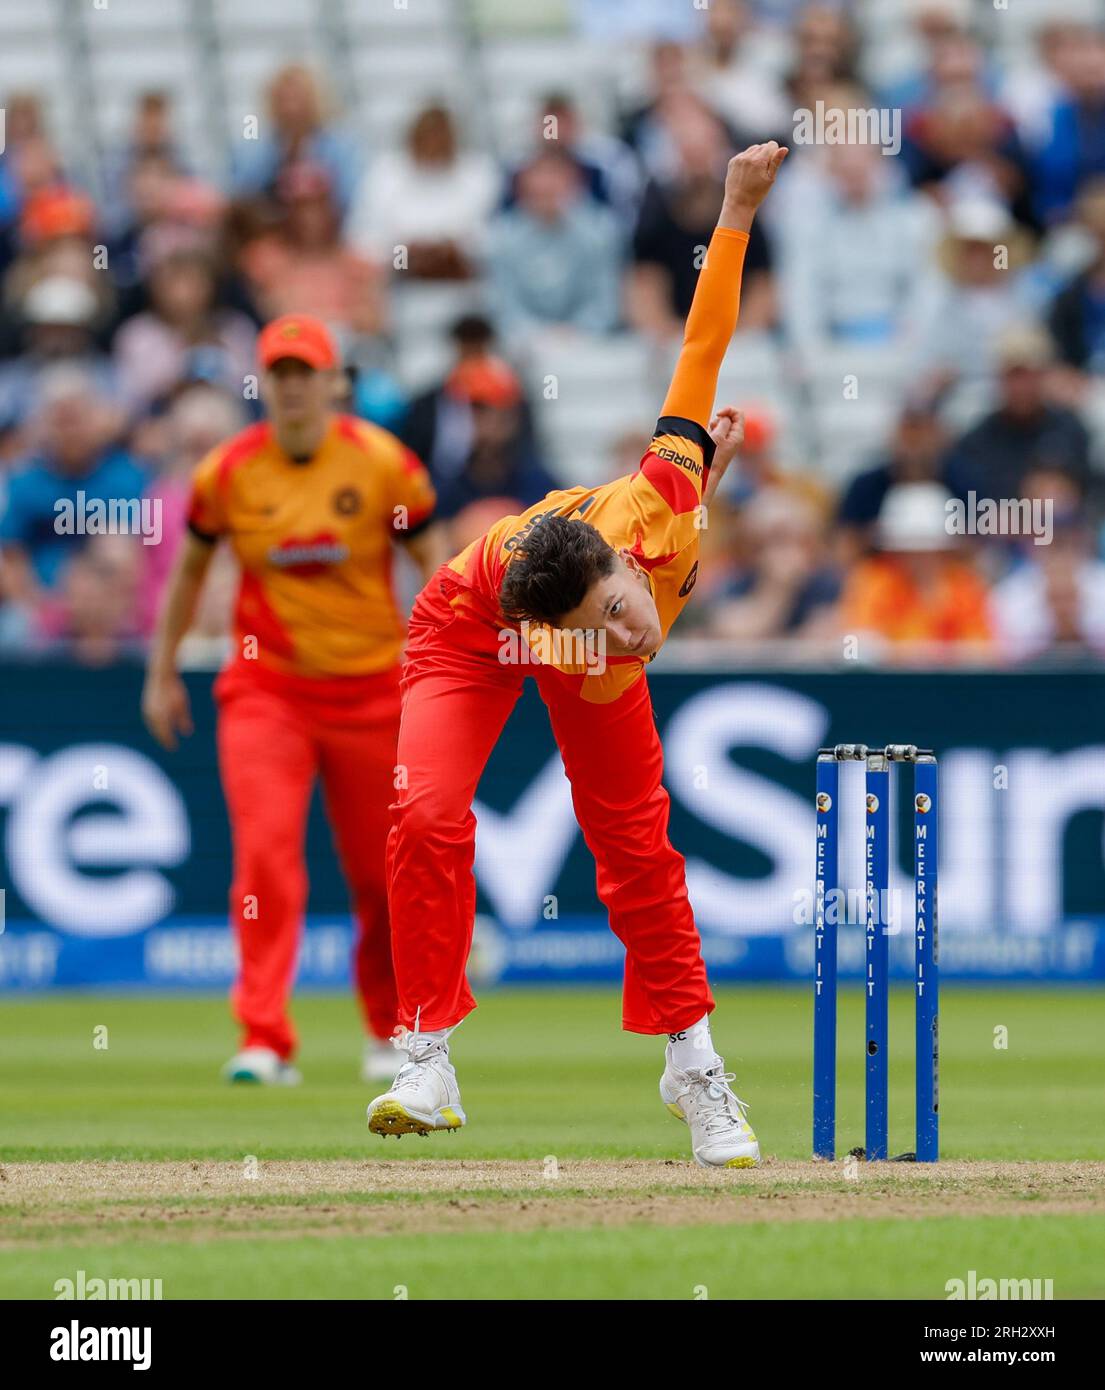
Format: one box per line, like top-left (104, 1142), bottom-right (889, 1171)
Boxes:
top-left (5, 1213), bottom-right (1102, 1301)
top-left (0, 986), bottom-right (1100, 1160)
top-left (1, 986), bottom-right (1103, 1299)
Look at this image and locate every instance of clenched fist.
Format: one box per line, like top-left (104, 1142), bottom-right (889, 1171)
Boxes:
top-left (708, 405), bottom-right (745, 459)
top-left (720, 141), bottom-right (788, 229)
top-left (703, 405), bottom-right (746, 505)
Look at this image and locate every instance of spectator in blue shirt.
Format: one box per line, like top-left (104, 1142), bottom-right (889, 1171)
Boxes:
top-left (0, 368), bottom-right (146, 618)
top-left (486, 149), bottom-right (623, 343)
top-left (1028, 28), bottom-right (1105, 223)
top-left (1049, 176), bottom-right (1105, 376)
top-left (231, 65), bottom-right (361, 219)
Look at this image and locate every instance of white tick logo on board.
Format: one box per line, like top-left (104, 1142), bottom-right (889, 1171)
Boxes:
top-left (49, 1322), bottom-right (152, 1371)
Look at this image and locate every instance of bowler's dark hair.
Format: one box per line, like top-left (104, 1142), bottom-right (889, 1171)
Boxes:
top-left (499, 515), bottom-right (616, 626)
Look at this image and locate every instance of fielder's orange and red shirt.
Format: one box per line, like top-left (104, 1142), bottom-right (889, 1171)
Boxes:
top-left (444, 226), bottom-right (750, 704)
top-left (188, 414), bottom-right (435, 677)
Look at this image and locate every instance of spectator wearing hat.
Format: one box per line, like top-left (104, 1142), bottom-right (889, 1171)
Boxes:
top-left (0, 275), bottom-right (118, 435)
top-left (836, 393), bottom-right (951, 566)
top-left (14, 186), bottom-right (97, 259)
top-left (839, 481), bottom-right (993, 652)
top-left (112, 248), bottom-right (256, 416)
top-left (487, 148), bottom-right (624, 342)
top-left (400, 315), bottom-right (538, 481)
top-left (678, 407), bottom-right (804, 625)
top-left (430, 355), bottom-right (557, 521)
top-left (718, 407), bottom-right (780, 498)
top-left (908, 199), bottom-right (1041, 394)
top-left (348, 104), bottom-right (499, 282)
top-left (944, 323), bottom-right (1092, 505)
top-left (3, 182), bottom-right (117, 353)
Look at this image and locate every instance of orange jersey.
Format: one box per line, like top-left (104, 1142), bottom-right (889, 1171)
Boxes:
top-left (188, 415), bottom-right (436, 677)
top-left (443, 226), bottom-right (750, 705)
top-left (445, 419), bottom-right (713, 703)
top-left (842, 555), bottom-right (994, 645)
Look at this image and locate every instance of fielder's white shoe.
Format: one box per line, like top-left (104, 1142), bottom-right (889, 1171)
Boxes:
top-left (222, 1047), bottom-right (302, 1086)
top-left (660, 1047), bottom-right (760, 1168)
top-left (366, 1033), bottom-right (466, 1137)
top-left (362, 1036), bottom-right (407, 1083)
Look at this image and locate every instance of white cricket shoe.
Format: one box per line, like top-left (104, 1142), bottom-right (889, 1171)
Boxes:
top-left (366, 1034), bottom-right (466, 1137)
top-left (222, 1047), bottom-right (302, 1086)
top-left (362, 1036), bottom-right (408, 1083)
top-left (660, 1047), bottom-right (760, 1168)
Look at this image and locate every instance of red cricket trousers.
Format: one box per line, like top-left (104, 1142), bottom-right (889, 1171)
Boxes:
top-left (387, 570), bottom-right (715, 1034)
top-left (215, 658), bottom-right (401, 1059)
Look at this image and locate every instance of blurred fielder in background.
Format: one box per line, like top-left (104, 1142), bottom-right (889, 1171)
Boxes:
top-left (143, 313), bottom-right (444, 1084)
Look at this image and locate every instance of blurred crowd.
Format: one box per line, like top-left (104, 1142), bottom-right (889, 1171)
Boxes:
top-left (2, 0), bottom-right (1105, 667)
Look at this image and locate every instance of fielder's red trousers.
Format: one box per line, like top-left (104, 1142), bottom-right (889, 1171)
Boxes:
top-left (388, 570), bottom-right (715, 1034)
top-left (215, 658), bottom-right (400, 1059)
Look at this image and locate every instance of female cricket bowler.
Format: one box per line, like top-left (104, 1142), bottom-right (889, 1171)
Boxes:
top-left (368, 142), bottom-right (787, 1167)
top-left (143, 314), bottom-right (445, 1085)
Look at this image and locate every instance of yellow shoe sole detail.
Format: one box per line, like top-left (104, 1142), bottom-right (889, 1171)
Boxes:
top-left (724, 1156), bottom-right (759, 1168)
top-left (369, 1101), bottom-right (432, 1136)
top-left (368, 1100), bottom-right (465, 1136)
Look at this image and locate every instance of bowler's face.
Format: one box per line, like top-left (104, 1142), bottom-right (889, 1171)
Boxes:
top-left (559, 553), bottom-right (663, 658)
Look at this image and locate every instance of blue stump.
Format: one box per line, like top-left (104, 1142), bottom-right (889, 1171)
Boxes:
top-left (813, 754), bottom-right (839, 1159)
top-left (914, 756), bottom-right (940, 1162)
top-left (865, 751), bottom-right (890, 1160)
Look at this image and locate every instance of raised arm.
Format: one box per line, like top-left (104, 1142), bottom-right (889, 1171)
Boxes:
top-left (661, 142), bottom-right (787, 429)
